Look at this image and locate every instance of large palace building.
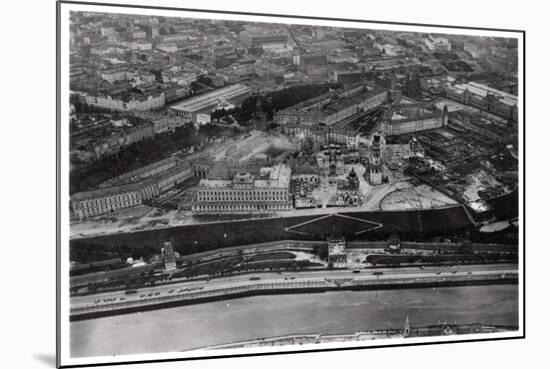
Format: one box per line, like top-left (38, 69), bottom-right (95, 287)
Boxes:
top-left (191, 164), bottom-right (292, 214)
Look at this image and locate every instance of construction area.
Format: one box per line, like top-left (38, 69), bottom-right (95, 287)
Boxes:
top-left (208, 130), bottom-right (298, 163)
top-left (400, 109), bottom-right (518, 217)
top-left (380, 183), bottom-right (457, 211)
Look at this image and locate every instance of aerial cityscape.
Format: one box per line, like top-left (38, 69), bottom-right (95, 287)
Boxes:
top-left (67, 10), bottom-right (520, 359)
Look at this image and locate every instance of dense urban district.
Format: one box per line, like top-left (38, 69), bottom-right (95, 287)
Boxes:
top-left (68, 12), bottom-right (519, 335)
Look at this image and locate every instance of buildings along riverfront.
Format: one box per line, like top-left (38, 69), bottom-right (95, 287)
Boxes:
top-left (191, 164), bottom-right (292, 214)
top-left (71, 157), bottom-right (193, 220)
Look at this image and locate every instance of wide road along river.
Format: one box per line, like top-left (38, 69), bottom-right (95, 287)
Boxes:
top-left (70, 284), bottom-right (518, 358)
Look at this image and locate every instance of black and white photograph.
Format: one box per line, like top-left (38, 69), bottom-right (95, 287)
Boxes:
top-left (55, 0), bottom-right (525, 367)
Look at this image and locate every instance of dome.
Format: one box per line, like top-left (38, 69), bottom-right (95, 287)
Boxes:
top-left (233, 172), bottom-right (253, 183)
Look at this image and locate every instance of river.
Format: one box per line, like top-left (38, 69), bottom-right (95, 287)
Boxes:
top-left (70, 284), bottom-right (518, 358)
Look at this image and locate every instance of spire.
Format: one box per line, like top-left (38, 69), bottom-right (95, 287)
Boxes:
top-left (404, 316), bottom-right (410, 338)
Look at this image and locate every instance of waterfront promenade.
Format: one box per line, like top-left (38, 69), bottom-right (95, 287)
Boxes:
top-left (71, 264), bottom-right (518, 320)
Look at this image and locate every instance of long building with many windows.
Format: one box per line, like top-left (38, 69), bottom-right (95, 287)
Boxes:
top-left (381, 103), bottom-right (448, 136)
top-left (71, 180), bottom-right (158, 220)
top-left (168, 84), bottom-right (252, 122)
top-left (274, 84), bottom-right (388, 127)
top-left (192, 164), bottom-right (292, 214)
top-left (79, 91), bottom-right (166, 111)
top-left (71, 158), bottom-right (193, 220)
top-left (239, 30), bottom-right (288, 47)
top-left (444, 82), bottom-right (518, 122)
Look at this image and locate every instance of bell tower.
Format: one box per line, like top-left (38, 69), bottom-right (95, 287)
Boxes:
top-left (369, 134), bottom-right (383, 185)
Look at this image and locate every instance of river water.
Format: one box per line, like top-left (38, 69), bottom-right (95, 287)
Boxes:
top-left (70, 285), bottom-right (518, 358)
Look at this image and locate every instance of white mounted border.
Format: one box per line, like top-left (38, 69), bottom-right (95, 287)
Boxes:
top-left (57, 1), bottom-right (524, 367)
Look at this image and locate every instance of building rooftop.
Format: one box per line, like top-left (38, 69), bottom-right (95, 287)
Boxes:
top-left (100, 156), bottom-right (183, 187)
top-left (72, 159), bottom-right (191, 201)
top-left (198, 164), bottom-right (291, 189)
top-left (278, 84), bottom-right (386, 118)
top-left (292, 162), bottom-right (318, 175)
top-left (169, 84), bottom-right (251, 113)
top-left (449, 82), bottom-right (518, 105)
top-left (72, 180), bottom-right (148, 202)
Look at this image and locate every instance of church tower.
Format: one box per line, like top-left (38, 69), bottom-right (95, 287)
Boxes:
top-left (369, 134), bottom-right (383, 185)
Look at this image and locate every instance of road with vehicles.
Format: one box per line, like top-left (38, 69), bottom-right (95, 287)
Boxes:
top-left (71, 263), bottom-right (518, 319)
